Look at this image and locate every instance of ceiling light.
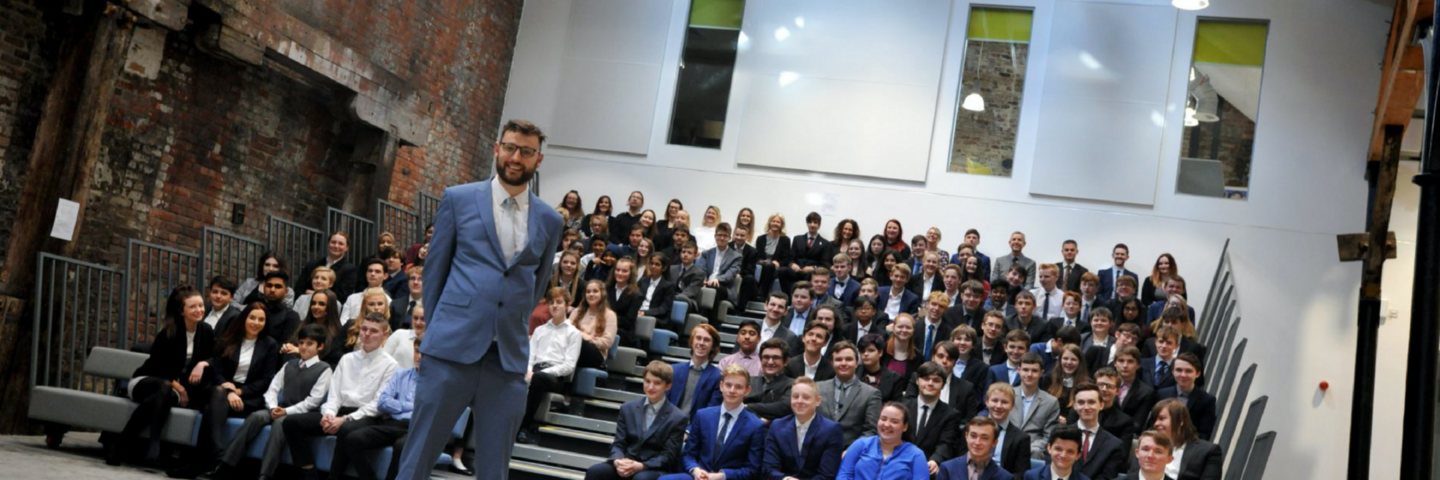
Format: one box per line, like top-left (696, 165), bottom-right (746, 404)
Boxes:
top-left (962, 93), bottom-right (985, 112)
top-left (1184, 107), bottom-right (1200, 127)
top-left (774, 27), bottom-right (791, 41)
top-left (1172, 0), bottom-right (1209, 10)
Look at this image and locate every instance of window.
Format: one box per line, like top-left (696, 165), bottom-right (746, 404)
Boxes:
top-left (668, 0), bottom-right (746, 149)
top-left (1177, 19), bottom-right (1269, 200)
top-left (949, 7), bottom-right (1034, 177)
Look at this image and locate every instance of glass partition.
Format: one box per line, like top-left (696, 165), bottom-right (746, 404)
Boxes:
top-left (668, 0), bottom-right (746, 148)
top-left (949, 7), bottom-right (1034, 177)
top-left (1176, 19), bottom-right (1269, 200)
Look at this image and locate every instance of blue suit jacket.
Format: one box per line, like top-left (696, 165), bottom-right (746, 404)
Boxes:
top-left (937, 454), bottom-right (1015, 480)
top-left (667, 362), bottom-right (723, 418)
top-left (421, 180), bottom-right (563, 370)
top-left (829, 277), bottom-right (862, 306)
top-left (1146, 301), bottom-right (1196, 322)
top-left (682, 407), bottom-right (766, 479)
top-left (988, 363), bottom-right (1020, 387)
top-left (763, 414), bottom-right (844, 480)
top-left (877, 286), bottom-right (921, 316)
top-left (1023, 463), bottom-right (1090, 480)
top-left (1095, 268), bottom-right (1138, 300)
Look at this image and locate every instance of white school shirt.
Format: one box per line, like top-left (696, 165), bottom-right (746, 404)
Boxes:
top-left (322, 347), bottom-right (398, 421)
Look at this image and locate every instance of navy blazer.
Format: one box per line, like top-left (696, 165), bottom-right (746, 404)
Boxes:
top-left (610, 398), bottom-right (689, 470)
top-left (1146, 302), bottom-right (1196, 323)
top-left (905, 397), bottom-right (963, 463)
top-left (420, 180), bottom-right (563, 370)
top-left (764, 414), bottom-right (845, 480)
top-left (1157, 386), bottom-right (1218, 441)
top-left (829, 277), bottom-right (862, 306)
top-left (682, 406), bottom-right (766, 478)
top-left (937, 453), bottom-right (1015, 480)
top-left (1095, 268), bottom-right (1138, 300)
top-left (1023, 463), bottom-right (1091, 480)
top-left (877, 286), bottom-right (921, 316)
top-left (1138, 356), bottom-right (1179, 391)
top-left (988, 362), bottom-right (1020, 387)
top-left (1073, 426), bottom-right (1125, 480)
top-left (668, 361), bottom-right (723, 418)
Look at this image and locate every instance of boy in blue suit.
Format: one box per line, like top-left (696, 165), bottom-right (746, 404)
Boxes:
top-left (1022, 425), bottom-right (1089, 480)
top-left (763, 376), bottom-right (844, 479)
top-left (660, 365), bottom-right (767, 480)
top-left (587, 361), bottom-right (690, 480)
top-left (988, 329), bottom-right (1030, 387)
top-left (668, 324), bottom-right (724, 418)
top-left (878, 264), bottom-right (921, 316)
top-left (936, 416), bottom-right (1013, 480)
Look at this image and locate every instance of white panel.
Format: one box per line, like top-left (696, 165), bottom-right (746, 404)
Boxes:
top-left (1028, 1), bottom-right (1177, 205)
top-left (552, 59), bottom-right (665, 155)
top-left (732, 0), bottom-right (950, 181)
top-left (500, 0), bottom-right (572, 134)
top-left (547, 0), bottom-right (673, 154)
top-left (735, 74), bottom-right (935, 181)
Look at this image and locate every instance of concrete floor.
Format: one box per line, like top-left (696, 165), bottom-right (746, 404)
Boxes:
top-left (0, 432), bottom-right (469, 479)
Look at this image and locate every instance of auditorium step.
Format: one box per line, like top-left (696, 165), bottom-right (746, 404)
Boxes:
top-left (545, 411), bottom-right (617, 435)
top-left (578, 398), bottom-right (623, 422)
top-left (535, 425), bottom-right (614, 457)
top-left (510, 459), bottom-right (587, 480)
top-left (591, 386), bottom-right (643, 404)
top-left (511, 444), bottom-right (605, 472)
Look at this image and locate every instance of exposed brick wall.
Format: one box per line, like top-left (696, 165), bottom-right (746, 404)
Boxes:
top-left (949, 39), bottom-right (1029, 178)
top-left (0, 0), bottom-right (59, 273)
top-left (1180, 97), bottom-right (1257, 189)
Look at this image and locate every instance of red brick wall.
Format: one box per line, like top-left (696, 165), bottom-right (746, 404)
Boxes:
top-left (0, 0), bottom-right (58, 273)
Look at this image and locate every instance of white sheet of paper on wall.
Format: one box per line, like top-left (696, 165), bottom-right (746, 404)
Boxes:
top-left (50, 198), bottom-right (79, 241)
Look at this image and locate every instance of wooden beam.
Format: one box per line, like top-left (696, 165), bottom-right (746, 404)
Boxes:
top-left (1369, 0), bottom-right (1434, 160)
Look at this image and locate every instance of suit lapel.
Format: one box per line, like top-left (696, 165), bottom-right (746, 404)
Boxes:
top-left (473, 181), bottom-right (506, 264)
top-left (524, 191), bottom-right (548, 261)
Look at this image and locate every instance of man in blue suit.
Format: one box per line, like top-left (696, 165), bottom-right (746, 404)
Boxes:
top-left (936, 416), bottom-right (1013, 480)
top-left (1095, 244), bottom-right (1137, 300)
top-left (668, 324), bottom-right (724, 419)
top-left (763, 376), bottom-right (844, 479)
top-left (988, 330), bottom-right (1029, 387)
top-left (1022, 425), bottom-right (1090, 480)
top-left (396, 119), bottom-right (564, 480)
top-left (587, 361), bottom-right (690, 480)
top-left (1144, 275), bottom-right (1195, 322)
top-left (828, 253), bottom-right (862, 307)
top-left (660, 365), bottom-right (767, 480)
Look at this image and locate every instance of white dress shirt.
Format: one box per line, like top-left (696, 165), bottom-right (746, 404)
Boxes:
top-left (265, 356), bottom-right (333, 415)
top-left (528, 320), bottom-right (583, 378)
top-left (491, 176), bottom-right (530, 262)
top-left (341, 290), bottom-right (392, 323)
top-left (204, 305), bottom-right (229, 329)
top-left (323, 347), bottom-right (399, 420)
top-left (760, 319), bottom-right (783, 344)
top-left (641, 277), bottom-right (662, 311)
top-left (795, 414), bottom-right (814, 453)
top-left (1166, 442), bottom-right (1187, 479)
top-left (382, 329), bottom-right (419, 369)
top-left (234, 339), bottom-right (257, 383)
top-left (1031, 286), bottom-right (1064, 320)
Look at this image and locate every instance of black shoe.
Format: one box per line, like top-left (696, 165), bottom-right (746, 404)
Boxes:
top-left (166, 459), bottom-right (210, 479)
top-left (448, 464), bottom-right (475, 476)
top-left (104, 442), bottom-right (123, 466)
top-left (516, 428), bottom-right (540, 445)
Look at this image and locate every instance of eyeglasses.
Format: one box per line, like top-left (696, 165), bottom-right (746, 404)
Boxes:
top-left (498, 142), bottom-right (539, 159)
top-left (1097, 383), bottom-right (1118, 391)
top-left (760, 355), bottom-right (785, 361)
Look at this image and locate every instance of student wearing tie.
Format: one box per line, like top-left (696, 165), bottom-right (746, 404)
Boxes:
top-left (1067, 384), bottom-right (1126, 480)
top-left (1095, 244), bottom-right (1137, 300)
top-left (659, 365), bottom-right (766, 480)
top-left (935, 416), bottom-right (1013, 480)
top-left (389, 265), bottom-right (423, 330)
top-left (762, 376), bottom-right (845, 478)
top-left (1138, 327), bottom-right (1181, 391)
top-left (1155, 353), bottom-right (1217, 441)
top-left (988, 329), bottom-right (1030, 387)
top-left (918, 292), bottom-right (956, 361)
top-left (1077, 274), bottom-right (1109, 323)
top-left (1048, 292), bottom-right (1090, 336)
top-left (1029, 264), bottom-right (1064, 322)
top-left (1055, 240), bottom-right (1089, 294)
top-left (213, 325), bottom-right (333, 480)
top-left (1022, 425), bottom-right (1090, 480)
top-left (978, 383), bottom-right (1033, 476)
top-left (907, 362), bottom-right (964, 476)
top-left (586, 361), bottom-right (689, 480)
top-left (818, 341), bottom-right (883, 445)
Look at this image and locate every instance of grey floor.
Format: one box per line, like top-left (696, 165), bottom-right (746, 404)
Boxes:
top-left (0, 432), bottom-right (470, 479)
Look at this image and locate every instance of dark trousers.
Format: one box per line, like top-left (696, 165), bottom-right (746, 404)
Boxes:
top-left (577, 340), bottom-right (606, 371)
top-left (282, 407), bottom-right (380, 468)
top-left (758, 263), bottom-right (779, 298)
top-left (119, 377), bottom-right (178, 460)
top-left (201, 385), bottom-right (263, 457)
top-left (584, 460), bottom-right (663, 480)
top-left (333, 418), bottom-right (409, 480)
top-left (522, 370), bottom-right (567, 429)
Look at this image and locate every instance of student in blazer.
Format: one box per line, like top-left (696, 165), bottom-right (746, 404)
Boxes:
top-left (590, 362), bottom-right (691, 480)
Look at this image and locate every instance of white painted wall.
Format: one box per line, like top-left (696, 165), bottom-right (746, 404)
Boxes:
top-left (504, 0), bottom-right (1396, 476)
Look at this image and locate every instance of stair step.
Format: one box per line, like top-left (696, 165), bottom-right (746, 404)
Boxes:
top-left (592, 387), bottom-right (643, 404)
top-left (510, 459), bottom-right (587, 480)
top-left (535, 425), bottom-right (615, 457)
top-left (512, 444), bottom-right (606, 471)
top-left (579, 399), bottom-right (623, 422)
top-left (544, 412), bottom-right (616, 435)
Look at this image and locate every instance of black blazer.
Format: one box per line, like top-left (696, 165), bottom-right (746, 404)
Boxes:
top-left (839, 315), bottom-right (890, 346)
top-left (1119, 379), bottom-right (1158, 432)
top-left (861, 366), bottom-right (907, 403)
top-left (1074, 425), bottom-right (1126, 480)
top-left (132, 323), bottom-right (217, 382)
top-left (1084, 345), bottom-right (1112, 375)
top-left (610, 398), bottom-right (689, 470)
top-left (298, 257), bottom-right (358, 301)
top-left (745, 374), bottom-right (794, 421)
top-left (734, 243), bottom-right (759, 279)
top-left (906, 374), bottom-right (982, 421)
top-left (906, 273), bottom-right (945, 298)
top-left (942, 305), bottom-right (987, 333)
top-left (1006, 312), bottom-right (1055, 344)
top-left (997, 423), bottom-right (1033, 475)
top-left (905, 397), bottom-right (962, 464)
top-left (1057, 263), bottom-right (1090, 293)
top-left (790, 233), bottom-right (830, 268)
top-left (956, 357), bottom-right (990, 395)
top-left (1128, 439), bottom-right (1223, 480)
top-left (637, 276), bottom-right (677, 321)
top-left (1142, 337), bottom-right (1210, 366)
top-left (609, 285), bottom-right (644, 328)
top-left (784, 355), bottom-right (835, 382)
top-left (755, 234), bottom-right (792, 266)
top-left (262, 303), bottom-right (301, 348)
top-left (208, 305), bottom-right (243, 340)
top-left (1063, 406), bottom-right (1136, 449)
top-left (1157, 386), bottom-right (1218, 441)
top-left (390, 295), bottom-right (421, 330)
top-left (210, 336), bottom-right (281, 410)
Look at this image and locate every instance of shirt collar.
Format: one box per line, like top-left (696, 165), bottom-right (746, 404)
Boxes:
top-left (721, 404), bottom-right (745, 419)
top-left (300, 356), bottom-right (322, 369)
top-left (691, 359), bottom-right (710, 370)
top-left (968, 455), bottom-right (991, 469)
top-left (491, 176), bottom-right (529, 209)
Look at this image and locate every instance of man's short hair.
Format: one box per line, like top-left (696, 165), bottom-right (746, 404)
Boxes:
top-left (681, 241), bottom-right (699, 253)
top-left (1139, 430), bottom-right (1174, 454)
top-left (793, 375), bottom-right (818, 392)
top-left (296, 324), bottom-right (329, 347)
top-left (815, 304), bottom-right (841, 320)
top-left (968, 415), bottom-right (999, 437)
top-left (943, 264), bottom-right (962, 276)
top-left (644, 360), bottom-right (673, 384)
top-left (1080, 272), bottom-right (1099, 285)
top-left (501, 119), bottom-right (547, 145)
top-left (915, 361), bottom-right (948, 383)
top-left (767, 291), bottom-right (790, 304)
top-left (760, 338), bottom-right (790, 359)
top-left (829, 340), bottom-right (857, 360)
top-left (803, 319), bottom-right (831, 335)
top-left (792, 281), bottom-right (813, 297)
top-left (950, 324), bottom-right (978, 343)
top-left (1072, 382), bottom-right (1101, 399)
top-left (379, 246), bottom-right (401, 260)
top-left (1113, 243), bottom-right (1130, 254)
top-left (262, 270), bottom-right (290, 284)
top-left (715, 222), bottom-right (732, 235)
top-left (1175, 352), bottom-right (1204, 374)
top-left (832, 253), bottom-right (852, 265)
top-left (1019, 352), bottom-right (1044, 368)
top-left (987, 382), bottom-right (1016, 402)
top-left (1005, 329), bottom-right (1031, 345)
top-left (1055, 326), bottom-right (1082, 346)
top-left (1013, 290), bottom-right (1035, 303)
top-left (1050, 425), bottom-right (1083, 446)
top-left (806, 212), bottom-right (822, 223)
top-left (1155, 326), bottom-right (1181, 342)
top-left (406, 264), bottom-right (424, 276)
top-left (928, 291), bottom-right (951, 306)
top-left (208, 276), bottom-right (238, 295)
top-left (720, 364), bottom-right (749, 382)
top-left (933, 340), bottom-right (959, 361)
top-left (736, 319), bottom-right (761, 335)
top-left (811, 267), bottom-right (832, 279)
top-left (891, 263), bottom-right (912, 278)
top-left (960, 280), bottom-right (986, 295)
top-left (1093, 367), bottom-right (1119, 382)
top-left (1038, 263), bottom-right (1058, 274)
top-left (363, 257), bottom-right (386, 272)
top-left (1166, 274), bottom-right (1187, 287)
top-left (1116, 346), bottom-right (1142, 362)
top-left (1091, 306), bottom-right (1113, 320)
top-left (983, 310), bottom-right (1006, 324)
top-left (362, 312), bottom-right (391, 332)
top-left (1117, 275), bottom-right (1138, 288)
top-left (1117, 322), bottom-right (1142, 336)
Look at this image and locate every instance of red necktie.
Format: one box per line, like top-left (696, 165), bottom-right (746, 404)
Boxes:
top-left (1082, 430), bottom-right (1091, 461)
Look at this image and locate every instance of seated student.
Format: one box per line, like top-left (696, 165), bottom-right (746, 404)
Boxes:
top-left (883, 314), bottom-right (922, 379)
top-left (810, 268), bottom-right (846, 316)
top-left (204, 276), bottom-right (242, 334)
top-left (341, 259), bottom-right (392, 323)
top-left (939, 264), bottom-right (964, 308)
top-left (745, 338), bottom-right (796, 421)
top-left (986, 278), bottom-right (1015, 318)
top-left (943, 280), bottom-right (990, 332)
top-left (852, 278), bottom-right (881, 309)
top-left (763, 376), bottom-right (845, 478)
top-left (389, 266), bottom-right (423, 330)
top-left (784, 281), bottom-right (818, 337)
top-left (936, 416), bottom-right (1014, 480)
top-left (950, 324), bottom-right (992, 389)
top-left (669, 324), bottom-right (723, 419)
top-left (609, 258), bottom-right (645, 348)
top-left (660, 227), bottom-right (693, 269)
top-left (282, 313), bottom-right (398, 480)
top-left (831, 253), bottom-right (863, 306)
top-left (785, 320), bottom-right (837, 381)
top-left (214, 324), bottom-right (333, 480)
top-left (988, 330), bottom-right (1031, 387)
top-left (581, 236), bottom-right (615, 282)
top-left (908, 251), bottom-right (946, 300)
top-left (293, 267), bottom-right (335, 320)
top-left (1067, 383), bottom-right (1126, 480)
top-left (1011, 352), bottom-right (1062, 460)
top-left (1065, 368), bottom-right (1136, 449)
top-left (331, 336), bottom-right (422, 480)
top-left (1029, 264), bottom-right (1065, 321)
top-left (550, 250), bottom-right (584, 310)
top-left (1085, 323), bottom-right (1141, 375)
top-left (379, 246), bottom-right (408, 301)
top-left (1112, 276), bottom-right (1142, 320)
top-left (959, 254), bottom-right (991, 296)
top-left (842, 296), bottom-right (889, 346)
top-left (757, 291), bottom-right (798, 347)
top-left (1080, 307), bottom-right (1117, 354)
top-left (878, 264), bottom-right (921, 317)
top-left (907, 341), bottom-right (981, 420)
top-left (916, 292), bottom-right (956, 361)
top-left (297, 232), bottom-right (358, 300)
top-left (1146, 277), bottom-right (1196, 323)
top-left (1030, 326), bottom-right (1082, 374)
top-left (518, 288), bottom-right (584, 444)
top-left (108, 286), bottom-right (215, 466)
top-left (1112, 346), bottom-right (1157, 432)
top-left (587, 361), bottom-right (689, 480)
top-left (571, 279), bottom-right (619, 371)
top-left (1130, 431), bottom-right (1178, 480)
top-left (718, 320), bottom-right (762, 377)
top-left (697, 222), bottom-right (743, 306)
top-left (341, 288), bottom-right (392, 352)
top-left (1007, 292), bottom-right (1054, 345)
top-left (818, 341), bottom-right (883, 445)
top-left (731, 226), bottom-right (761, 306)
top-left (1023, 425), bottom-right (1090, 480)
top-left (668, 241), bottom-right (706, 304)
top-left (1155, 353), bottom-right (1217, 441)
top-left (234, 252), bottom-right (296, 308)
top-left (977, 383), bottom-right (1033, 476)
top-left (978, 311), bottom-right (1008, 366)
top-left (838, 401), bottom-right (930, 479)
top-left (1078, 273), bottom-right (1110, 323)
top-left (660, 365), bottom-right (766, 480)
top-left (858, 333), bottom-right (907, 402)
top-left (1143, 400), bottom-right (1223, 480)
top-left (1049, 291), bottom-right (1090, 335)
top-left (1042, 344), bottom-right (1092, 412)
top-left (907, 362), bottom-right (964, 475)
top-left (176, 301), bottom-right (282, 477)
top-left (637, 254), bottom-right (676, 323)
top-left (383, 301), bottom-right (425, 370)
top-left (1139, 327), bottom-right (1182, 391)
top-left (258, 271), bottom-right (302, 347)
top-left (285, 288), bottom-right (346, 368)
top-left (1142, 308), bottom-right (1209, 366)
